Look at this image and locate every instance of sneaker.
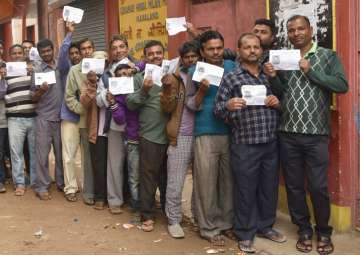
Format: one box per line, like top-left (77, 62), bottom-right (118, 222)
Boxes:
top-left (168, 223), bottom-right (185, 239)
top-left (109, 205), bottom-right (123, 214)
top-left (0, 183), bottom-right (6, 193)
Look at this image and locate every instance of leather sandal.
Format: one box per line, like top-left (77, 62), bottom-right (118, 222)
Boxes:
top-left (296, 234), bottom-right (313, 253)
top-left (317, 236), bottom-right (334, 255)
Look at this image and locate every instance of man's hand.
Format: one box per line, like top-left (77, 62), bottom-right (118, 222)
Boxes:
top-left (265, 95), bottom-right (280, 109)
top-left (86, 71), bottom-right (97, 87)
top-left (38, 82), bottom-right (49, 93)
top-left (226, 97), bottom-right (246, 111)
top-left (264, 63), bottom-right (277, 78)
top-left (0, 67), bottom-right (5, 80)
top-left (106, 91), bottom-right (116, 105)
top-left (142, 77), bottom-right (154, 93)
top-left (299, 58), bottom-right (311, 74)
top-left (185, 22), bottom-right (200, 37)
top-left (65, 21), bottom-right (75, 33)
top-left (199, 79), bottom-right (210, 94)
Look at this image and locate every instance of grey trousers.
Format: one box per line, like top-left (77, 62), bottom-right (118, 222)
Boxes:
top-left (165, 135), bottom-right (194, 225)
top-left (107, 130), bottom-right (126, 207)
top-left (193, 135), bottom-right (233, 238)
top-left (34, 118), bottom-right (63, 193)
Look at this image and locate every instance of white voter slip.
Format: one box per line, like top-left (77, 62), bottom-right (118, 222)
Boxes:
top-left (109, 77), bottom-right (134, 95)
top-left (63, 6), bottom-right (84, 24)
top-left (241, 85), bottom-right (267, 106)
top-left (144, 64), bottom-right (163, 86)
top-left (34, 71), bottom-right (57, 85)
top-left (192, 61), bottom-right (224, 86)
top-left (166, 17), bottom-right (187, 36)
top-left (29, 47), bottom-right (41, 61)
top-left (6, 62), bottom-right (27, 77)
top-left (269, 49), bottom-right (301, 70)
top-left (81, 58), bottom-right (105, 74)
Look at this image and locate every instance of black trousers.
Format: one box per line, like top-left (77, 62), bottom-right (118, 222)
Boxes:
top-left (231, 140), bottom-right (279, 240)
top-left (279, 132), bottom-right (333, 237)
top-left (89, 136), bottom-right (108, 202)
top-left (139, 138), bottom-right (167, 220)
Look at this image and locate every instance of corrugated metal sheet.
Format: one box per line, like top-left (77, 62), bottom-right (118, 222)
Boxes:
top-left (70, 0), bottom-right (106, 51)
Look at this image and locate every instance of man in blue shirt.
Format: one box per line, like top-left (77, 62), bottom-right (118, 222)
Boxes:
top-left (186, 30), bottom-right (235, 246)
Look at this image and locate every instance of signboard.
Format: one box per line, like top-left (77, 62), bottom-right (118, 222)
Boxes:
top-left (266, 0), bottom-right (336, 50)
top-left (119, 0), bottom-right (168, 60)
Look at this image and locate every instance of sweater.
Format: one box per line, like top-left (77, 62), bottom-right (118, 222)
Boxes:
top-left (126, 72), bottom-right (168, 145)
top-left (269, 45), bottom-right (348, 135)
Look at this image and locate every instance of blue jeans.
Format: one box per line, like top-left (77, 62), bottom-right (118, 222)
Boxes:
top-left (127, 143), bottom-right (140, 210)
top-left (0, 128), bottom-right (7, 184)
top-left (8, 117), bottom-right (36, 187)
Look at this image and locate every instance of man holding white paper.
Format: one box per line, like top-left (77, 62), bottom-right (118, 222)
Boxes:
top-left (4, 45), bottom-right (37, 196)
top-left (214, 33), bottom-right (284, 253)
top-left (127, 40), bottom-right (168, 232)
top-left (186, 30), bottom-right (235, 246)
top-left (65, 37), bottom-right (96, 205)
top-left (264, 15), bottom-right (348, 254)
top-left (31, 39), bottom-right (64, 200)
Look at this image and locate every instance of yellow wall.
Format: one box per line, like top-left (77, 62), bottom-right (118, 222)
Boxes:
top-left (278, 185), bottom-right (352, 232)
top-left (119, 0), bottom-right (168, 60)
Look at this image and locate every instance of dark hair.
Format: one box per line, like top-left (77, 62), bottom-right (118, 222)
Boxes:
top-left (69, 41), bottom-right (80, 52)
top-left (0, 61), bottom-right (6, 68)
top-left (78, 38), bottom-right (95, 49)
top-left (199, 30), bottom-right (224, 49)
top-left (254, 18), bottom-right (276, 35)
top-left (287, 15), bottom-right (311, 27)
top-left (109, 34), bottom-right (128, 48)
top-left (143, 40), bottom-right (164, 56)
top-left (178, 41), bottom-right (200, 57)
top-left (237, 33), bottom-right (261, 48)
top-left (37, 38), bottom-right (54, 51)
top-left (9, 44), bottom-right (23, 54)
top-left (114, 64), bottom-right (131, 74)
top-left (22, 40), bottom-right (35, 46)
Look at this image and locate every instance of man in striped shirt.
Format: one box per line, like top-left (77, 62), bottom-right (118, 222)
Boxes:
top-left (5, 45), bottom-right (37, 196)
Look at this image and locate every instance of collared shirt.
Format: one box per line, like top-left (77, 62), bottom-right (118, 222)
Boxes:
top-left (32, 60), bottom-right (64, 121)
top-left (214, 65), bottom-right (279, 144)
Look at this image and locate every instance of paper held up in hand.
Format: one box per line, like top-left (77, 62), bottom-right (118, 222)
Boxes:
top-left (63, 6), bottom-right (84, 24)
top-left (6, 62), bottom-right (27, 77)
top-left (166, 17), bottom-right (187, 36)
top-left (269, 49), bottom-right (301, 70)
top-left (81, 58), bottom-right (105, 74)
top-left (35, 71), bottom-right (57, 86)
top-left (192, 61), bottom-right (224, 86)
top-left (144, 64), bottom-right (163, 86)
top-left (29, 47), bottom-right (41, 61)
top-left (109, 77), bottom-right (134, 95)
top-left (161, 58), bottom-right (180, 75)
top-left (241, 85), bottom-right (267, 106)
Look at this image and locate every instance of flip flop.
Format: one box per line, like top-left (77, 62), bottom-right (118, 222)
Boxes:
top-left (296, 234), bottom-right (313, 253)
top-left (317, 236), bottom-right (334, 255)
top-left (141, 219), bottom-right (155, 232)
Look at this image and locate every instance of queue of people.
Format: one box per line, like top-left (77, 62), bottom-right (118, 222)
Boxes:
top-left (0, 15), bottom-right (348, 254)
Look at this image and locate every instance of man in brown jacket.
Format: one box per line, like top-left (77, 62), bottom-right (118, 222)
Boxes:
top-left (160, 41), bottom-right (199, 238)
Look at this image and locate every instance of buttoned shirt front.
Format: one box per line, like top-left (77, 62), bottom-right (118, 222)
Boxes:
top-left (214, 65), bottom-right (279, 144)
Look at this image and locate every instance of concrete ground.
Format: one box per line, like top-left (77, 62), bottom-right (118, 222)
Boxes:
top-left (0, 154), bottom-right (359, 255)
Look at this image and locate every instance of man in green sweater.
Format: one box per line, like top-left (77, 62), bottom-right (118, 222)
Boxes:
top-left (126, 40), bottom-right (168, 232)
top-left (264, 15), bottom-right (348, 255)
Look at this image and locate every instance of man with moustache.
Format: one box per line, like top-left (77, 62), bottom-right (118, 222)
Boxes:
top-left (215, 33), bottom-right (286, 253)
top-left (65, 37), bottom-right (96, 205)
top-left (127, 40), bottom-right (168, 232)
top-left (264, 15), bottom-right (348, 254)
